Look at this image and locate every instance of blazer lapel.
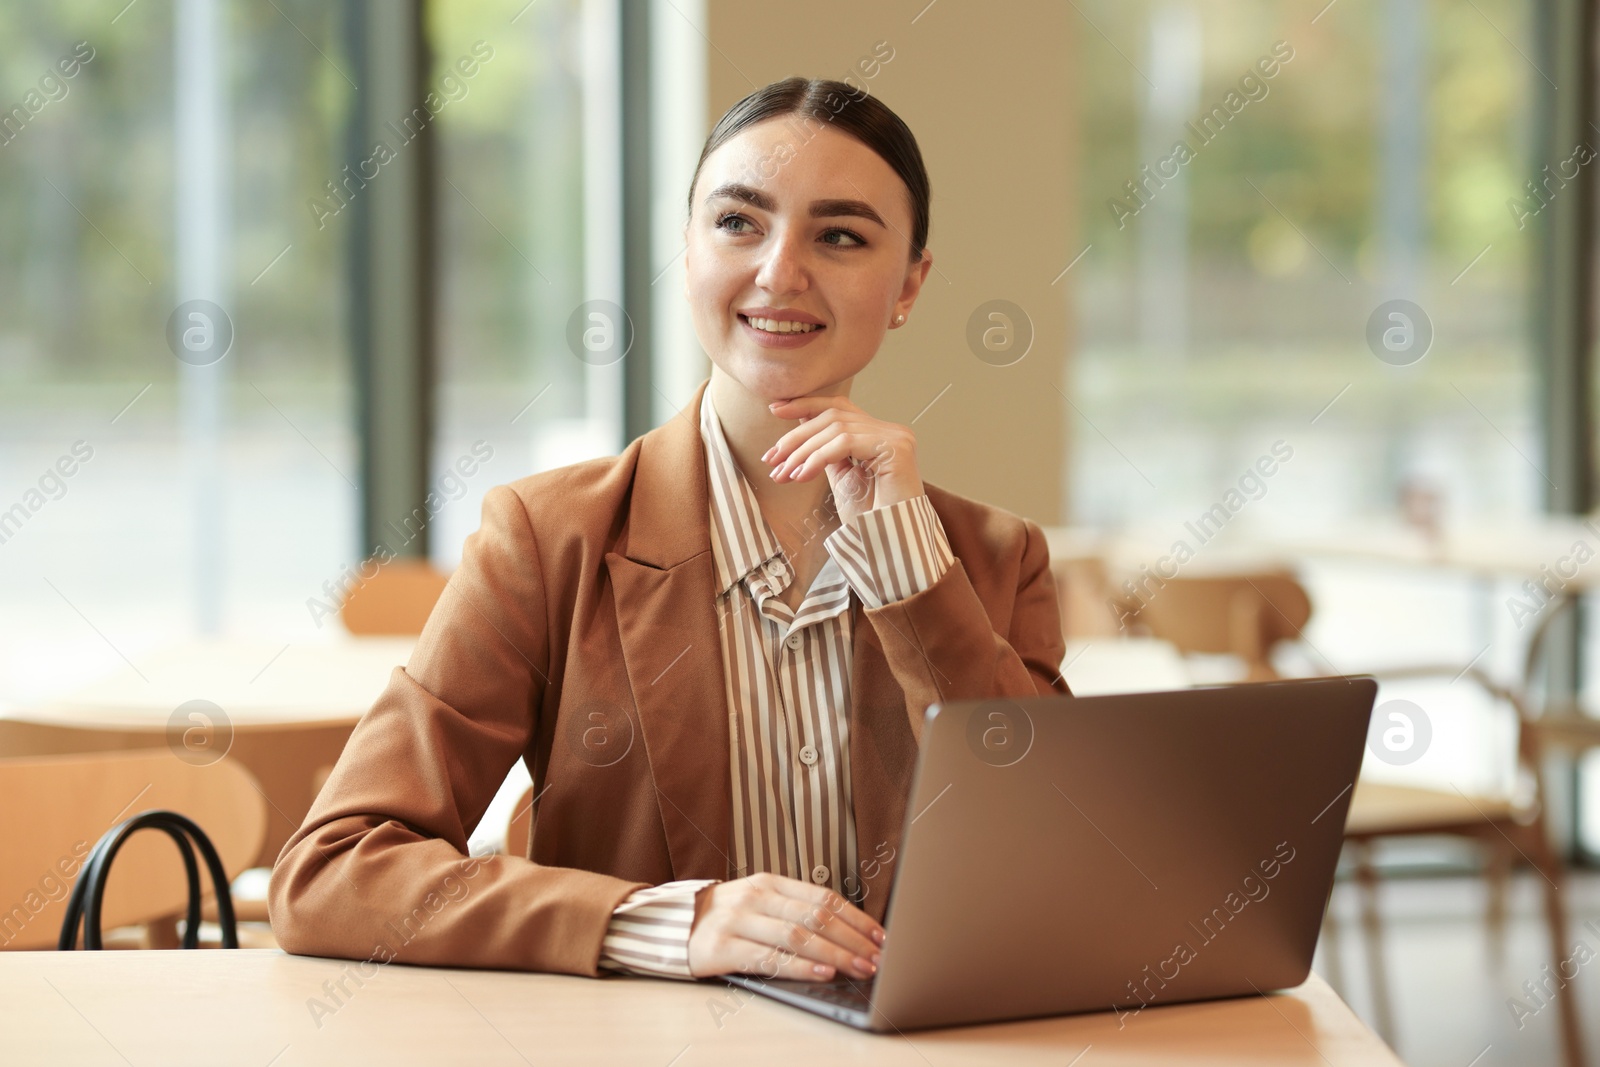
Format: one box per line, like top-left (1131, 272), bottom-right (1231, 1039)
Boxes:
top-left (605, 382), bottom-right (734, 881)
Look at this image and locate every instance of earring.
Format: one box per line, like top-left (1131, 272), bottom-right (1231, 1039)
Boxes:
top-left (893, 314), bottom-right (905, 326)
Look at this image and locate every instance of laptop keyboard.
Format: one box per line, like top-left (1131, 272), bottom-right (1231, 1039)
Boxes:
top-left (800, 978), bottom-right (874, 1011)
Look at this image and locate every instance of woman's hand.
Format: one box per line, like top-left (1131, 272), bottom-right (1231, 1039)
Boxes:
top-left (686, 872), bottom-right (885, 981)
top-left (762, 395), bottom-right (923, 529)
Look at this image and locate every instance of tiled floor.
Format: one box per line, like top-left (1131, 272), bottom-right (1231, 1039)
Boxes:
top-left (1313, 869), bottom-right (1600, 1067)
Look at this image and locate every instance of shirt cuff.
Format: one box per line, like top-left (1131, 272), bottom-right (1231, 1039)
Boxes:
top-left (597, 879), bottom-right (717, 980)
top-left (824, 494), bottom-right (955, 609)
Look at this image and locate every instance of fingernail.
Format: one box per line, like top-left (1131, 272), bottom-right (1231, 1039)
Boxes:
top-left (855, 957), bottom-right (876, 975)
top-left (871, 929), bottom-right (886, 945)
top-left (762, 447), bottom-right (775, 462)
top-left (813, 963), bottom-right (834, 977)
top-left (871, 952), bottom-right (881, 965)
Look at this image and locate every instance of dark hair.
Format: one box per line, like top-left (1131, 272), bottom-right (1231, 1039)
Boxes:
top-left (687, 77), bottom-right (931, 261)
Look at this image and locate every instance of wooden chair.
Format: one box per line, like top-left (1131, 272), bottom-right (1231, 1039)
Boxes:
top-left (339, 559), bottom-right (451, 635)
top-left (1332, 664), bottom-right (1584, 1066)
top-left (0, 748), bottom-right (266, 951)
top-left (1108, 571), bottom-right (1313, 681)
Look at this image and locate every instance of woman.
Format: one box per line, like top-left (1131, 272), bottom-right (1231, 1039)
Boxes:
top-left (269, 76), bottom-right (1068, 986)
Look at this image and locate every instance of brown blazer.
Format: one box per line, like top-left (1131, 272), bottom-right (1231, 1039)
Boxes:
top-left (268, 380), bottom-right (1069, 976)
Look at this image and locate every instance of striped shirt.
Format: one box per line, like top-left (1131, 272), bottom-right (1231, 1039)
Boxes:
top-left (598, 389), bottom-right (954, 978)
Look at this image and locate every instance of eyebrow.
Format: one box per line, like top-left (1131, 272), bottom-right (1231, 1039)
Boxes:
top-left (704, 182), bottom-right (886, 227)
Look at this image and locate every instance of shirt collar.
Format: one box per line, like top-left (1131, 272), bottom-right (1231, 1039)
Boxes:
top-left (701, 388), bottom-right (788, 597)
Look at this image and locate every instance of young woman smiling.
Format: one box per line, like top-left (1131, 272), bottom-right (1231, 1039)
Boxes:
top-left (270, 77), bottom-right (1069, 986)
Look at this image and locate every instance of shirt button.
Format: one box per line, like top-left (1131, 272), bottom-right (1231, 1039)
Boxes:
top-left (785, 633), bottom-right (803, 650)
top-left (811, 865), bottom-right (830, 885)
top-left (799, 745), bottom-right (819, 766)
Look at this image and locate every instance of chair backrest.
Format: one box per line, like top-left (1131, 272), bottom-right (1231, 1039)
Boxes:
top-left (340, 559), bottom-right (451, 635)
top-left (0, 717), bottom-right (355, 871)
top-left (1519, 591), bottom-right (1582, 708)
top-left (1507, 590), bottom-right (1592, 772)
top-left (0, 748), bottom-right (266, 950)
top-left (1112, 571), bottom-right (1313, 681)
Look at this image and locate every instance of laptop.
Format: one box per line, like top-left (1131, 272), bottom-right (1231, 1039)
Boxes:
top-left (724, 676), bottom-right (1377, 1031)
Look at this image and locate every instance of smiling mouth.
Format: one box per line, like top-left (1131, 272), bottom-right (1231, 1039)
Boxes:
top-left (739, 314), bottom-right (825, 335)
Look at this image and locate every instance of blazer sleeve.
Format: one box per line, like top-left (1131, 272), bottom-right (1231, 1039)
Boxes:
top-left (267, 485), bottom-right (649, 976)
top-left (851, 511), bottom-right (1070, 714)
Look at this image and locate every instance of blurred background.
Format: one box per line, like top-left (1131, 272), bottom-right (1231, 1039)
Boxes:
top-left (1, 1), bottom-right (1598, 1064)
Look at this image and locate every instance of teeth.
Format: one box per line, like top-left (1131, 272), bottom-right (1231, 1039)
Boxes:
top-left (745, 316), bottom-right (820, 334)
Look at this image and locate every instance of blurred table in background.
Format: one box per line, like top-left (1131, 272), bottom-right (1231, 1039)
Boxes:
top-left (1045, 517), bottom-right (1600, 669)
top-left (0, 637), bottom-right (413, 870)
top-left (1047, 515), bottom-right (1600, 586)
top-left (1060, 637), bottom-right (1192, 695)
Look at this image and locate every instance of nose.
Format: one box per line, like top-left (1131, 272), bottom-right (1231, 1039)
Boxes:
top-left (753, 224), bottom-right (810, 296)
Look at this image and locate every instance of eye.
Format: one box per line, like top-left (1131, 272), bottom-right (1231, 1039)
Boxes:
top-left (820, 227), bottom-right (866, 248)
top-left (713, 212), bottom-right (865, 247)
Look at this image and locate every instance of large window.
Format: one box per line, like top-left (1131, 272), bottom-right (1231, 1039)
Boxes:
top-left (429, 0), bottom-right (599, 568)
top-left (1071, 0), bottom-right (1534, 531)
top-left (0, 1), bottom-right (351, 700)
top-left (0, 1), bottom-right (614, 708)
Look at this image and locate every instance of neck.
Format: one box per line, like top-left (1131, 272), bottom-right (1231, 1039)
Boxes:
top-left (707, 368), bottom-right (845, 551)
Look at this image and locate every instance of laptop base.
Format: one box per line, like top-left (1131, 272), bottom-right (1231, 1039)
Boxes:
top-left (723, 974), bottom-right (876, 1030)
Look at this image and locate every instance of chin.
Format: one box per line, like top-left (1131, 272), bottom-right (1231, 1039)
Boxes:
top-left (755, 356), bottom-right (870, 395)
top-left (710, 347), bottom-right (864, 399)
top-left (724, 358), bottom-right (822, 400)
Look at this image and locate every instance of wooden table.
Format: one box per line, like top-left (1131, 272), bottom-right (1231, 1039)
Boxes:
top-left (2, 949), bottom-right (1404, 1065)
top-left (0, 637), bottom-right (414, 869)
top-left (1060, 637), bottom-right (1191, 695)
top-left (10, 637), bottom-right (416, 727)
top-left (1249, 516), bottom-right (1600, 584)
top-left (1048, 514), bottom-right (1600, 596)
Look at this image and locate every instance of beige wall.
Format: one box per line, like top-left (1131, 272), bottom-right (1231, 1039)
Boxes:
top-left (703, 0), bottom-right (1075, 524)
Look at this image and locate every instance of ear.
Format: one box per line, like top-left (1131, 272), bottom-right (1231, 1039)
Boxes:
top-left (893, 249), bottom-right (933, 320)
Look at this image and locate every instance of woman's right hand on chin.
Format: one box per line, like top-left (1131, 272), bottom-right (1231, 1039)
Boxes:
top-left (686, 872), bottom-right (885, 981)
